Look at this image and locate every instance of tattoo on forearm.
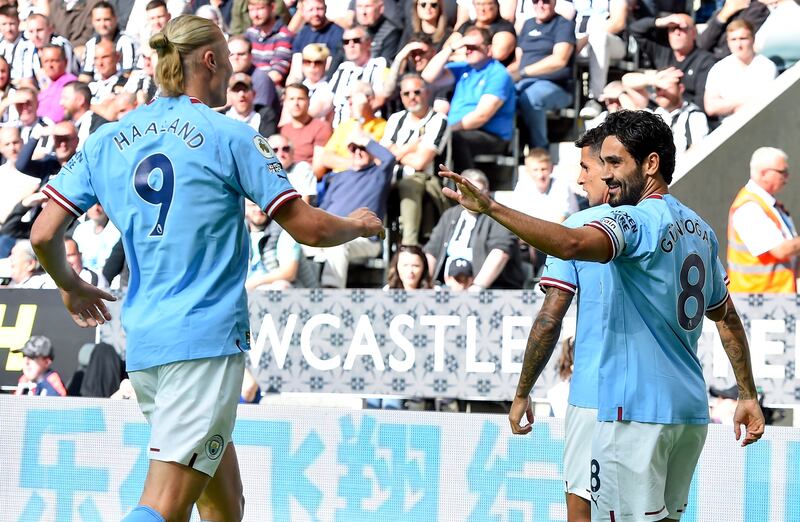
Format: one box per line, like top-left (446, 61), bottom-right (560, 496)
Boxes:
top-left (516, 289), bottom-right (573, 398)
top-left (716, 299), bottom-right (758, 400)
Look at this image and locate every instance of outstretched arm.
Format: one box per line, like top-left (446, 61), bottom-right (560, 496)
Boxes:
top-left (510, 287), bottom-right (574, 435)
top-left (439, 165), bottom-right (611, 262)
top-left (272, 197), bottom-right (384, 248)
top-left (714, 296), bottom-right (765, 446)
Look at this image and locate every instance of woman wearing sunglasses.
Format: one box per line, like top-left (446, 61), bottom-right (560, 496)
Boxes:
top-left (404, 0), bottom-right (453, 51)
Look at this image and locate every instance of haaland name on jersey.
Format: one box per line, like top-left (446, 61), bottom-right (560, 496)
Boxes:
top-left (112, 117), bottom-right (205, 152)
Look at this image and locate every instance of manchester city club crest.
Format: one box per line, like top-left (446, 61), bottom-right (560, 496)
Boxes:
top-left (253, 135), bottom-right (275, 159)
top-left (205, 434), bottom-right (224, 460)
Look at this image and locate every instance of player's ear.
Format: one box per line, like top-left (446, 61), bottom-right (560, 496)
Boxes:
top-left (644, 151), bottom-right (660, 179)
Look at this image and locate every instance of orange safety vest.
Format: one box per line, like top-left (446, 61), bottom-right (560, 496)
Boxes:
top-left (727, 186), bottom-right (797, 293)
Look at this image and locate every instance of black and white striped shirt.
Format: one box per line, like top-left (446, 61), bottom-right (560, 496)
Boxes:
top-left (12, 35), bottom-right (76, 87)
top-left (326, 57), bottom-right (388, 126)
top-left (381, 107), bottom-right (449, 176)
top-left (82, 29), bottom-right (137, 79)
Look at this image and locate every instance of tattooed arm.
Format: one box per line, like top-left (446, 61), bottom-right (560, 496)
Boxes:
top-left (714, 296), bottom-right (765, 446)
top-left (509, 287), bottom-right (574, 435)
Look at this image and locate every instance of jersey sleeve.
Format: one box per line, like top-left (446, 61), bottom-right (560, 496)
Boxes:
top-left (42, 149), bottom-right (97, 218)
top-left (586, 206), bottom-right (647, 262)
top-left (540, 257), bottom-right (578, 295)
top-left (707, 256), bottom-right (730, 312)
top-left (227, 127), bottom-right (300, 218)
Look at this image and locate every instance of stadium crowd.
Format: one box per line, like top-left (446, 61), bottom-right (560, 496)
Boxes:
top-left (0, 0), bottom-right (795, 293)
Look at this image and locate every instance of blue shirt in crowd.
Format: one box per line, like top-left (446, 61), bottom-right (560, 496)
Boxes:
top-left (446, 59), bottom-right (516, 140)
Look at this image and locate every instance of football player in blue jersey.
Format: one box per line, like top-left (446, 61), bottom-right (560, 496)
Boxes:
top-left (508, 126), bottom-right (610, 522)
top-left (442, 110), bottom-right (764, 522)
top-left (29, 15), bottom-right (383, 522)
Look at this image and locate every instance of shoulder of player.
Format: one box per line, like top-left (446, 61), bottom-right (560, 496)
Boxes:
top-left (566, 204), bottom-right (611, 227)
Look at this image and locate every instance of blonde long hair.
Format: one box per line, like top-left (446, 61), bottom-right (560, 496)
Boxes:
top-left (149, 15), bottom-right (223, 97)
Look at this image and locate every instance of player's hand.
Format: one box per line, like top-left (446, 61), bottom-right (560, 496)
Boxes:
top-left (438, 164), bottom-right (492, 214)
top-left (509, 395), bottom-right (534, 435)
top-left (348, 207), bottom-right (384, 239)
top-left (59, 278), bottom-right (116, 328)
top-left (733, 398), bottom-right (765, 447)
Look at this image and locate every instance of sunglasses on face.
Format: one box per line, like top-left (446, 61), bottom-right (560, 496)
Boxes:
top-left (342, 37), bottom-right (363, 45)
top-left (668, 24), bottom-right (690, 32)
top-left (400, 89), bottom-right (422, 98)
top-left (532, 0), bottom-right (552, 4)
top-left (270, 145), bottom-right (291, 153)
top-left (348, 144), bottom-right (367, 153)
top-left (418, 1), bottom-right (438, 8)
top-left (302, 59), bottom-right (324, 65)
top-left (464, 44), bottom-right (483, 52)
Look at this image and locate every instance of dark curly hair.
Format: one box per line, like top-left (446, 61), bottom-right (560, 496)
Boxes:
top-left (386, 244), bottom-right (433, 289)
top-left (574, 125), bottom-right (606, 156)
top-left (600, 110), bottom-right (676, 184)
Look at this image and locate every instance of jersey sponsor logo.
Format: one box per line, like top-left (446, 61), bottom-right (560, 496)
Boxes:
top-left (253, 135), bottom-right (276, 159)
top-left (610, 210), bottom-right (637, 233)
top-left (63, 150), bottom-right (85, 173)
top-left (205, 434), bottom-right (224, 460)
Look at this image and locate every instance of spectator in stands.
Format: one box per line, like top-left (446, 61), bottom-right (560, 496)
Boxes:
top-left (288, 43), bottom-right (332, 117)
top-left (314, 80), bottom-right (386, 179)
top-left (72, 203), bottom-right (121, 275)
top-left (423, 26), bottom-right (515, 173)
top-left (384, 35), bottom-right (451, 114)
top-left (65, 237), bottom-right (107, 287)
top-left (755, 0), bottom-right (800, 70)
top-left (0, 6), bottom-right (22, 71)
top-left (194, 0), bottom-right (236, 27)
top-left (324, 25), bottom-right (388, 126)
top-left (584, 80), bottom-right (640, 130)
top-left (652, 67), bottom-right (708, 154)
top-left (267, 133), bottom-right (317, 203)
top-left (224, 72), bottom-right (278, 136)
top-left (0, 56), bottom-right (12, 122)
top-left (0, 191), bottom-right (48, 247)
top-left (7, 240), bottom-right (56, 288)
top-left (36, 45), bottom-right (77, 123)
top-left (13, 13), bottom-right (75, 89)
top-left (11, 88), bottom-right (54, 156)
top-left (384, 243), bottom-right (434, 289)
top-left (356, 0), bottom-right (402, 61)
top-left (279, 83), bottom-right (332, 164)
top-left (244, 199), bottom-right (319, 289)
top-left (504, 147), bottom-right (577, 222)
top-left (228, 35), bottom-right (280, 114)
top-left (288, 0), bottom-right (344, 80)
top-left (245, 0), bottom-right (294, 86)
top-left (195, 4), bottom-right (230, 35)
top-left (696, 0), bottom-right (769, 60)
top-left (704, 20), bottom-right (777, 122)
top-left (49, 0), bottom-right (103, 46)
top-left (454, 0), bottom-right (516, 65)
top-left (310, 131), bottom-right (395, 288)
top-left (404, 0), bottom-right (452, 51)
top-left (573, 0), bottom-right (628, 119)
top-left (382, 73), bottom-right (450, 245)
top-left (629, 13), bottom-right (717, 112)
top-left (12, 335), bottom-right (65, 395)
top-left (727, 147), bottom-right (796, 293)
top-left (443, 256), bottom-right (475, 290)
top-left (79, 2), bottom-right (137, 82)
top-left (513, 0), bottom-right (575, 151)
top-left (424, 168), bottom-right (525, 289)
top-left (0, 127), bottom-right (38, 227)
top-left (456, 0), bottom-right (515, 27)
top-left (16, 121), bottom-right (78, 196)
top-left (60, 81), bottom-right (108, 149)
top-left (87, 39), bottom-right (127, 109)
top-left (123, 46), bottom-right (158, 105)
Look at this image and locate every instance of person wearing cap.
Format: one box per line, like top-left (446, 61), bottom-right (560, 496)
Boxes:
top-left (224, 71), bottom-right (278, 137)
top-left (13, 335), bottom-right (66, 396)
top-left (227, 35), bottom-right (280, 114)
top-left (36, 44), bottom-right (77, 123)
top-left (444, 257), bottom-right (474, 290)
top-left (424, 169), bottom-right (525, 290)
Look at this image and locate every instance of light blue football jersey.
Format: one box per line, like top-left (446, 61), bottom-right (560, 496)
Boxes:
top-left (587, 194), bottom-right (729, 424)
top-left (540, 204), bottom-right (611, 410)
top-left (44, 96), bottom-right (300, 371)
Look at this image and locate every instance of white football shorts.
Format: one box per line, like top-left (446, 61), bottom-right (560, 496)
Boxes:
top-left (564, 404), bottom-right (597, 501)
top-left (590, 420), bottom-right (707, 521)
top-left (130, 352), bottom-right (246, 477)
